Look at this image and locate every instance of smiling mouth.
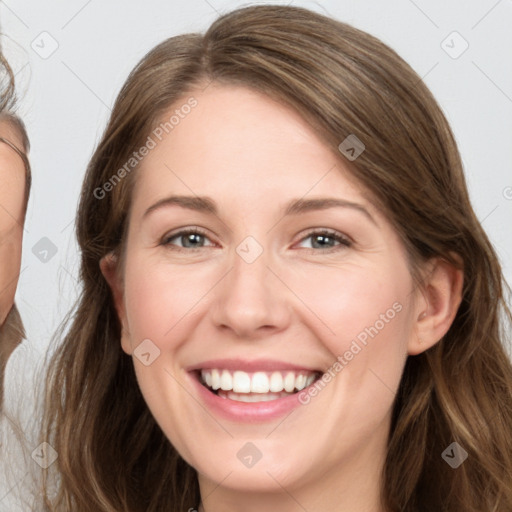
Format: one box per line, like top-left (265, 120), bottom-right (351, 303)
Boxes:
top-left (197, 369), bottom-right (321, 403)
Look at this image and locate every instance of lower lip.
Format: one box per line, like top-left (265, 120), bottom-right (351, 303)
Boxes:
top-left (189, 372), bottom-right (310, 422)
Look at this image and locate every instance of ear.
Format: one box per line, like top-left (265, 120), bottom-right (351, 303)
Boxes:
top-left (408, 256), bottom-right (464, 355)
top-left (99, 252), bottom-right (133, 355)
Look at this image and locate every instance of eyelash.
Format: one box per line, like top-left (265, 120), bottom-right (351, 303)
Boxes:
top-left (161, 227), bottom-right (352, 253)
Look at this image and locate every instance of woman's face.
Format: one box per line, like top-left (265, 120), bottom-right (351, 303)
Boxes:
top-left (0, 120), bottom-right (25, 326)
top-left (106, 85), bottom-right (425, 498)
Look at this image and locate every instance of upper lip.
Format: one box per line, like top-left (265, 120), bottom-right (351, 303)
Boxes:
top-left (186, 358), bottom-right (322, 373)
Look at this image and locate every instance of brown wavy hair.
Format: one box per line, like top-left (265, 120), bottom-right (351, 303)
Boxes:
top-left (0, 49), bottom-right (31, 407)
top-left (41, 5), bottom-right (512, 511)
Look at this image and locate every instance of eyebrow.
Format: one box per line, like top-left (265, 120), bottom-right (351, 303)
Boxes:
top-left (143, 195), bottom-right (376, 225)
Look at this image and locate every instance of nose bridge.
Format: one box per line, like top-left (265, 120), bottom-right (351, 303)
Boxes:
top-left (211, 234), bottom-right (290, 336)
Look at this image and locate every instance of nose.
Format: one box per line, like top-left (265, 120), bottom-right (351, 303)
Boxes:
top-left (210, 243), bottom-right (292, 340)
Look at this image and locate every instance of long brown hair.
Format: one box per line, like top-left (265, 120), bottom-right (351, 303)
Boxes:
top-left (41, 5), bottom-right (512, 511)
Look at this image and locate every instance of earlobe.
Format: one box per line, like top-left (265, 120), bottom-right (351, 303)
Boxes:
top-left (119, 329), bottom-right (133, 355)
top-left (408, 257), bottom-right (464, 356)
top-left (99, 252), bottom-right (133, 355)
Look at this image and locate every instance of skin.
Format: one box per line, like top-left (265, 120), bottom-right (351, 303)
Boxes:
top-left (102, 85), bottom-right (463, 512)
top-left (0, 119), bottom-right (25, 328)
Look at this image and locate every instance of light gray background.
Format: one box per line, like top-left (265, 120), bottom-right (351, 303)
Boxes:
top-left (1, 0), bottom-right (512, 359)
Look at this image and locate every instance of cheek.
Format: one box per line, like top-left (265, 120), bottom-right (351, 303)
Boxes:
top-left (290, 261), bottom-right (413, 400)
top-left (123, 252), bottom-right (215, 345)
top-left (292, 261), bottom-right (411, 345)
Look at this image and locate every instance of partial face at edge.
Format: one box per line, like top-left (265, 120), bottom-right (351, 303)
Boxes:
top-left (102, 84), bottom-right (448, 497)
top-left (0, 120), bottom-right (26, 327)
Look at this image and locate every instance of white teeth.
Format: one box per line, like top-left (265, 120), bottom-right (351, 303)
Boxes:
top-left (211, 369), bottom-right (221, 390)
top-left (251, 372), bottom-right (269, 393)
top-left (295, 374), bottom-right (306, 391)
top-left (219, 390), bottom-right (293, 402)
top-left (200, 368), bottom-right (318, 396)
top-left (220, 370), bottom-right (232, 391)
top-left (284, 372), bottom-right (295, 392)
top-left (269, 372), bottom-right (283, 392)
top-left (233, 371), bottom-right (251, 393)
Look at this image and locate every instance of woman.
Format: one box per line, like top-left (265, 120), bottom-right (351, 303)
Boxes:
top-left (41, 5), bottom-right (512, 511)
top-left (0, 51), bottom-right (31, 408)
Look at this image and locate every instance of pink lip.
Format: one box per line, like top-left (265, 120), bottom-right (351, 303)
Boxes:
top-left (186, 358), bottom-right (320, 373)
top-left (186, 358), bottom-right (321, 423)
top-left (188, 372), bottom-right (309, 422)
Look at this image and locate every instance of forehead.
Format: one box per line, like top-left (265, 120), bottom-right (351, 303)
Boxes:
top-left (131, 85), bottom-right (370, 210)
